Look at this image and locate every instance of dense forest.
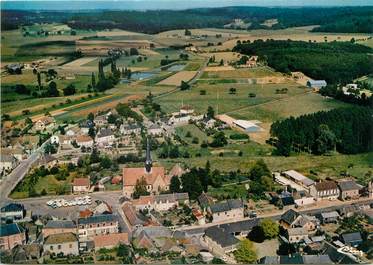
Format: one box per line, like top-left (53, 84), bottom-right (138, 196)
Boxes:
top-left (2, 6), bottom-right (373, 33)
top-left (233, 40), bottom-right (373, 84)
top-left (270, 107), bottom-right (373, 156)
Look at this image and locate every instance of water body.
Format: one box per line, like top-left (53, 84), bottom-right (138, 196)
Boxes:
top-left (166, 64), bottom-right (185, 72)
top-left (130, 72), bottom-right (155, 80)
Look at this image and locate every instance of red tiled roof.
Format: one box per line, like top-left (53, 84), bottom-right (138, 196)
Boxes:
top-left (111, 176), bottom-right (122, 185)
top-left (76, 135), bottom-right (92, 143)
top-left (132, 195), bottom-right (155, 206)
top-left (93, 233), bottom-right (129, 248)
top-left (79, 209), bottom-right (93, 218)
top-left (122, 166), bottom-right (166, 186)
top-left (73, 178), bottom-right (90, 187)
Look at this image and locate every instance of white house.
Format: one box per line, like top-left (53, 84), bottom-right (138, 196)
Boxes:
top-left (0, 155), bottom-right (18, 175)
top-left (50, 135), bottom-right (59, 145)
top-left (75, 135), bottom-right (94, 148)
top-left (96, 128), bottom-right (115, 145)
top-left (73, 178), bottom-right (90, 194)
top-left (209, 199), bottom-right (244, 223)
top-left (148, 124), bottom-right (163, 136)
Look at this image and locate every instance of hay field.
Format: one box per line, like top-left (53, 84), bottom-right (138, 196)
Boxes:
top-left (157, 71), bottom-right (197, 86)
top-left (202, 67), bottom-right (282, 79)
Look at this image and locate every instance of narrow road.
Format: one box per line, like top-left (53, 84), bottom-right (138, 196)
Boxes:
top-left (0, 139), bottom-right (50, 203)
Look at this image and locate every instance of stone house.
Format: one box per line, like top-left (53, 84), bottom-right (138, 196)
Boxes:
top-left (77, 214), bottom-right (119, 241)
top-left (72, 178), bottom-right (90, 194)
top-left (309, 181), bottom-right (340, 200)
top-left (0, 223), bottom-right (26, 251)
top-left (338, 179), bottom-right (362, 200)
top-left (209, 199), bottom-right (244, 223)
top-left (42, 220), bottom-right (77, 238)
top-left (44, 232), bottom-right (79, 256)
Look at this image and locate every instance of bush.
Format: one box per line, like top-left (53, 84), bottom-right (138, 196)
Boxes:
top-left (230, 133), bottom-right (249, 140)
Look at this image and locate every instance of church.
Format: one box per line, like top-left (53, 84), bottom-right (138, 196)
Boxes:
top-left (122, 139), bottom-right (184, 198)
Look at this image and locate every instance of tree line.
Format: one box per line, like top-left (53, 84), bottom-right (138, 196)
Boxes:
top-left (233, 39), bottom-right (373, 85)
top-left (3, 7), bottom-right (373, 33)
top-left (270, 106), bottom-right (373, 156)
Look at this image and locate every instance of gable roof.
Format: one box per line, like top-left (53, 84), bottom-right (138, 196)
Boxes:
top-left (210, 199), bottom-right (243, 214)
top-left (338, 180), bottom-right (362, 191)
top-left (97, 128), bottom-right (114, 138)
top-left (122, 166), bottom-right (167, 186)
top-left (219, 218), bottom-right (260, 234)
top-left (341, 232), bottom-right (362, 243)
top-left (1, 203), bottom-right (24, 213)
top-left (44, 232), bottom-right (77, 245)
top-left (45, 220), bottom-right (75, 229)
top-left (205, 226), bottom-right (239, 248)
top-left (76, 135), bottom-right (92, 143)
top-left (122, 202), bottom-right (145, 227)
top-left (314, 181), bottom-right (338, 191)
top-left (0, 223), bottom-right (23, 237)
top-left (73, 178), bottom-right (90, 187)
top-left (280, 209), bottom-right (300, 225)
top-left (93, 233), bottom-right (129, 248)
top-left (78, 214), bottom-right (117, 225)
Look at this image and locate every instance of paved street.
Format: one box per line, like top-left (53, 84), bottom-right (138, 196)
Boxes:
top-left (0, 139), bottom-right (50, 202)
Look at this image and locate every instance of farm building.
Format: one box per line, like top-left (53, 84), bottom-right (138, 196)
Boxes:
top-left (233, 120), bottom-right (262, 132)
top-left (282, 170), bottom-right (315, 190)
top-left (307, 80), bottom-right (327, 89)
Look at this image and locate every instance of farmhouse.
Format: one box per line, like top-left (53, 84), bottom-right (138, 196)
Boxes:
top-left (203, 226), bottom-right (239, 255)
top-left (337, 179), bottom-right (362, 200)
top-left (280, 209), bottom-right (318, 232)
top-left (34, 116), bottom-right (55, 131)
top-left (72, 178), bottom-right (90, 194)
top-left (233, 119), bottom-right (262, 132)
top-left (209, 199), bottom-right (244, 223)
top-left (310, 181), bottom-right (340, 200)
top-left (120, 124), bottom-right (141, 135)
top-left (96, 128), bottom-right (115, 145)
top-left (75, 135), bottom-right (94, 148)
top-left (44, 232), bottom-right (79, 256)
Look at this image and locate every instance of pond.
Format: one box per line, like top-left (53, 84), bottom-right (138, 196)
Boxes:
top-left (131, 72), bottom-right (155, 80)
top-left (166, 64), bottom-right (185, 72)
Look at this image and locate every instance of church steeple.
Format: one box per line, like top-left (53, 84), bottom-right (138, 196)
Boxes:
top-left (145, 137), bottom-right (152, 173)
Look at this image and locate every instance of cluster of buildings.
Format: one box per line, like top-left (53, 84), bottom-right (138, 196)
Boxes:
top-left (0, 200), bottom-right (129, 263)
top-left (273, 170), bottom-right (371, 208)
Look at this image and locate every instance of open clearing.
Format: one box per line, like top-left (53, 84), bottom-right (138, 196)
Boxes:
top-left (157, 71), bottom-right (197, 86)
top-left (62, 57), bottom-right (98, 68)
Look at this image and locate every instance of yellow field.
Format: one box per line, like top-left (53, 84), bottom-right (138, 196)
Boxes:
top-left (157, 71), bottom-right (197, 86)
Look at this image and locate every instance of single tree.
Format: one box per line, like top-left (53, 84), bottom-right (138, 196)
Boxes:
top-left (234, 239), bottom-right (257, 263)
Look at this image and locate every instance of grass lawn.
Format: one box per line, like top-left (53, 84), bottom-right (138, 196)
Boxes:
top-left (160, 152), bottom-right (373, 185)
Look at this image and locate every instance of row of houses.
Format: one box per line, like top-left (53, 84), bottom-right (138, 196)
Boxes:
top-left (276, 170), bottom-right (369, 204)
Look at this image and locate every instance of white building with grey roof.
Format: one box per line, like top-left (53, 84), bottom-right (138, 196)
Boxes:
top-left (209, 199), bottom-right (244, 223)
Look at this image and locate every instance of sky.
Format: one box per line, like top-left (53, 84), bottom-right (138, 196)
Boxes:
top-left (2, 0), bottom-right (373, 10)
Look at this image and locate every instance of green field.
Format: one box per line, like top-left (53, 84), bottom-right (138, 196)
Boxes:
top-left (155, 82), bottom-right (308, 115)
top-left (231, 92), bottom-right (350, 122)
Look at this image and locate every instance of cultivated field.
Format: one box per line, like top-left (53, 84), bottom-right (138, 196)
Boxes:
top-left (157, 71), bottom-right (197, 86)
